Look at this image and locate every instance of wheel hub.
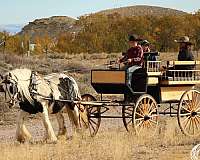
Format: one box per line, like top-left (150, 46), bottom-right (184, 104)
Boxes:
top-left (144, 115), bottom-right (150, 121)
top-left (191, 111), bottom-right (197, 117)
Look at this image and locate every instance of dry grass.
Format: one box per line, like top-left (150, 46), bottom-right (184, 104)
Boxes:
top-left (0, 125), bottom-right (197, 160)
top-left (0, 52), bottom-right (200, 160)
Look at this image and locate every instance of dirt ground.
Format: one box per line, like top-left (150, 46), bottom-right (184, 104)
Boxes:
top-left (0, 105), bottom-right (199, 160)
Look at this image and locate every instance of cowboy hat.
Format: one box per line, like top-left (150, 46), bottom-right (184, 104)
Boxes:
top-left (141, 40), bottom-right (150, 46)
top-left (128, 34), bottom-right (142, 42)
top-left (174, 36), bottom-right (193, 45)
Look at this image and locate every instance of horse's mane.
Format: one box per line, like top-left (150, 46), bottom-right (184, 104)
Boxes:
top-left (9, 68), bottom-right (34, 104)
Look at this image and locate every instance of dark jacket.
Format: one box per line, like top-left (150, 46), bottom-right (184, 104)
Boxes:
top-left (177, 49), bottom-right (194, 70)
top-left (178, 49), bottom-right (194, 61)
top-left (120, 45), bottom-right (143, 67)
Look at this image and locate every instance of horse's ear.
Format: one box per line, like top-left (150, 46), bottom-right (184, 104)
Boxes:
top-left (0, 74), bottom-right (5, 92)
top-left (0, 74), bottom-right (3, 80)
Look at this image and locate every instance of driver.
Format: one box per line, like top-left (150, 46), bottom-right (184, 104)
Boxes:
top-left (117, 34), bottom-right (143, 86)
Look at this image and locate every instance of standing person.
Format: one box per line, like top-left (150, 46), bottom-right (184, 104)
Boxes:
top-left (175, 36), bottom-right (194, 70)
top-left (117, 34), bottom-right (143, 86)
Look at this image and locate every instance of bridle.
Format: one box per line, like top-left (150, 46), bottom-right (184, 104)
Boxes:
top-left (2, 75), bottom-right (20, 108)
top-left (0, 72), bottom-right (29, 108)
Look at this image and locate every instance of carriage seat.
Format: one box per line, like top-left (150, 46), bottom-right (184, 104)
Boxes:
top-left (167, 61), bottom-right (200, 70)
top-left (160, 61), bottom-right (200, 85)
top-left (143, 52), bottom-right (161, 76)
top-left (144, 52), bottom-right (159, 61)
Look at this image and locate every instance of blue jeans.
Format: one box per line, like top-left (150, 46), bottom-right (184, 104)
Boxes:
top-left (127, 65), bottom-right (142, 86)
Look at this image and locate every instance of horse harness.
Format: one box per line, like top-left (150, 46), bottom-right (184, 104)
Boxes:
top-left (29, 72), bottom-right (85, 112)
top-left (5, 71), bottom-right (84, 113)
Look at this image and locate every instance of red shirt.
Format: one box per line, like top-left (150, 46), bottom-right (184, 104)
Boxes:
top-left (120, 45), bottom-right (143, 66)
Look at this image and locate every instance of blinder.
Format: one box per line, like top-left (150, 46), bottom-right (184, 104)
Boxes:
top-left (0, 73), bottom-right (19, 108)
top-left (6, 81), bottom-right (19, 108)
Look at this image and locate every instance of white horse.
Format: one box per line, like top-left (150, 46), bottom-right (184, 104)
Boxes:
top-left (0, 68), bottom-right (88, 143)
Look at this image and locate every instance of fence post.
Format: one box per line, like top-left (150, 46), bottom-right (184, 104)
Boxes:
top-left (27, 40), bottom-right (30, 56)
top-left (2, 34), bottom-right (7, 55)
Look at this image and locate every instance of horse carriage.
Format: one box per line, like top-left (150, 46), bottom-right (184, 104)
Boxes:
top-left (0, 52), bottom-right (200, 143)
top-left (80, 52), bottom-right (200, 137)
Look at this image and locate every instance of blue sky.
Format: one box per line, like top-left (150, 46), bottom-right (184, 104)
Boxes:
top-left (0, 0), bottom-right (200, 25)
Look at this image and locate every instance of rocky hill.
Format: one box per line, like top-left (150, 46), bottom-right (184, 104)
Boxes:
top-left (18, 16), bottom-right (76, 38)
top-left (19, 5), bottom-right (187, 39)
top-left (97, 5), bottom-right (187, 17)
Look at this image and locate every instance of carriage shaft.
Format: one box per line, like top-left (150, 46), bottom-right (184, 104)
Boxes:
top-left (41, 97), bottom-right (135, 106)
top-left (90, 115), bottom-right (131, 118)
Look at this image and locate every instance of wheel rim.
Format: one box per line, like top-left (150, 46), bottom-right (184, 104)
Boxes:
top-left (122, 105), bottom-right (134, 131)
top-left (133, 94), bottom-right (159, 137)
top-left (81, 94), bottom-right (101, 137)
top-left (178, 89), bottom-right (200, 137)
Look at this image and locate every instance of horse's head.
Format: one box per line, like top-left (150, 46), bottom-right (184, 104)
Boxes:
top-left (0, 72), bottom-right (20, 108)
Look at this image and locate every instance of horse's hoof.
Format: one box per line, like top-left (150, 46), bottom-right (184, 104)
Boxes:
top-left (16, 137), bottom-right (26, 144)
top-left (15, 140), bottom-right (24, 145)
top-left (46, 138), bottom-right (57, 144)
top-left (57, 131), bottom-right (67, 137)
top-left (57, 134), bottom-right (66, 140)
top-left (66, 136), bottom-right (73, 141)
top-left (50, 140), bottom-right (57, 144)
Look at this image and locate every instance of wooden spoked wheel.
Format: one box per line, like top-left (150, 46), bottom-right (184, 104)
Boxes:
top-left (178, 89), bottom-right (200, 137)
top-left (81, 94), bottom-right (101, 137)
top-left (133, 94), bottom-right (159, 137)
top-left (122, 105), bottom-right (134, 131)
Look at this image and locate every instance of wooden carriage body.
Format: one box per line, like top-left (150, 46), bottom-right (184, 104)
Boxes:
top-left (146, 60), bottom-right (200, 103)
top-left (91, 70), bottom-right (128, 94)
top-left (91, 68), bottom-right (147, 98)
top-left (85, 57), bottom-right (200, 138)
top-left (91, 59), bottom-right (200, 104)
